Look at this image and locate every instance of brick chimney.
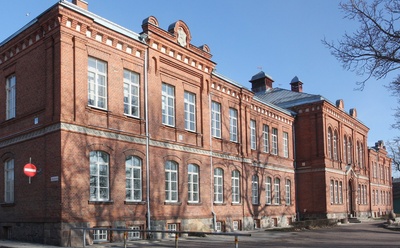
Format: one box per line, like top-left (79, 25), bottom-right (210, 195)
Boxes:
top-left (290, 76), bottom-right (303, 93)
top-left (72, 0), bottom-right (88, 10)
top-left (249, 71), bottom-right (274, 93)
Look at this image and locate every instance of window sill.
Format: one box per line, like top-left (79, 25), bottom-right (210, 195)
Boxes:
top-left (231, 203), bottom-right (242, 206)
top-left (164, 201), bottom-right (182, 206)
top-left (0, 202), bottom-right (15, 207)
top-left (88, 200), bottom-right (114, 205)
top-left (124, 201), bottom-right (146, 205)
top-left (187, 202), bottom-right (202, 206)
top-left (213, 202), bottom-right (226, 206)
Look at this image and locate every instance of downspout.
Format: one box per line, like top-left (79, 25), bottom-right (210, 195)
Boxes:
top-left (292, 117), bottom-right (300, 220)
top-left (209, 92), bottom-right (216, 231)
top-left (141, 34), bottom-right (151, 231)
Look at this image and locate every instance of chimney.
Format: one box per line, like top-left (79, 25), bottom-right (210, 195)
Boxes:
top-left (72, 0), bottom-right (88, 10)
top-left (290, 76), bottom-right (303, 93)
top-left (249, 71), bottom-right (274, 93)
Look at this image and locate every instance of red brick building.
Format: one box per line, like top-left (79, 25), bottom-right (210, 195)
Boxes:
top-left (0, 0), bottom-right (392, 246)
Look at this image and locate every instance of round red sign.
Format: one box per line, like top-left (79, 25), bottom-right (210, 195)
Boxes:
top-left (24, 163), bottom-right (37, 177)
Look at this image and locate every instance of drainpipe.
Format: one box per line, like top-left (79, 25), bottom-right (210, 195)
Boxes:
top-left (209, 92), bottom-right (216, 231)
top-left (141, 34), bottom-right (151, 231)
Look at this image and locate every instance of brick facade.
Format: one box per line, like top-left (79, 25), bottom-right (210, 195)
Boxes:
top-left (0, 1), bottom-right (392, 246)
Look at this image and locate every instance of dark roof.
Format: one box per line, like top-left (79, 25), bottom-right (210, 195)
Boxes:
top-left (254, 87), bottom-right (327, 109)
top-left (250, 71), bottom-right (273, 82)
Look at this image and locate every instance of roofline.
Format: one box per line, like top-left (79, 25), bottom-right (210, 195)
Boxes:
top-left (212, 70), bottom-right (248, 90)
top-left (1, 0), bottom-right (141, 47)
top-left (253, 96), bottom-right (296, 117)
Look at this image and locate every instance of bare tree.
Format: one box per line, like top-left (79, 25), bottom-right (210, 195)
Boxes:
top-left (387, 139), bottom-right (400, 171)
top-left (323, 0), bottom-right (400, 89)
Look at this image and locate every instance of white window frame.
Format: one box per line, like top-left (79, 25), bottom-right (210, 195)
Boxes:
top-left (263, 124), bottom-right (269, 153)
top-left (93, 229), bottom-right (108, 242)
top-left (339, 181), bottom-right (343, 204)
top-left (229, 108), bottom-right (238, 142)
top-left (215, 222), bottom-right (222, 232)
top-left (252, 175), bottom-right (259, 205)
top-left (327, 128), bottom-right (332, 158)
top-left (125, 156), bottom-right (142, 202)
top-left (283, 131), bottom-right (289, 158)
top-left (232, 221), bottom-right (239, 231)
top-left (285, 179), bottom-right (291, 205)
top-left (214, 168), bottom-right (223, 203)
top-left (231, 170), bottom-right (240, 204)
top-left (168, 223), bottom-right (177, 238)
top-left (272, 128), bottom-right (278, 155)
top-left (162, 83), bottom-right (175, 126)
top-left (5, 159), bottom-right (14, 203)
top-left (188, 164), bottom-right (199, 203)
top-left (347, 138), bottom-right (352, 164)
top-left (123, 69), bottom-right (140, 118)
top-left (128, 226), bottom-right (141, 240)
top-left (330, 180), bottom-right (334, 204)
top-left (90, 151), bottom-right (109, 201)
top-left (333, 131), bottom-right (338, 160)
top-left (274, 178), bottom-right (280, 205)
top-left (165, 161), bottom-right (178, 202)
top-left (88, 57), bottom-right (107, 110)
top-left (266, 177), bottom-right (272, 204)
top-left (343, 137), bottom-right (347, 164)
top-left (211, 101), bottom-right (221, 138)
top-left (250, 120), bottom-right (256, 150)
top-left (6, 75), bottom-right (16, 120)
top-left (184, 91), bottom-right (196, 132)
top-left (334, 180), bottom-right (338, 204)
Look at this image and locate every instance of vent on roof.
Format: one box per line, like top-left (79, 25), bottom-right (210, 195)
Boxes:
top-left (290, 76), bottom-right (303, 93)
top-left (249, 71), bottom-right (274, 93)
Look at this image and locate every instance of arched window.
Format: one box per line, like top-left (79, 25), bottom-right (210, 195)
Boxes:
top-left (126, 156), bottom-right (142, 201)
top-left (214, 168), bottom-right (223, 203)
top-left (343, 136), bottom-right (347, 163)
top-left (90, 151), bottom-right (110, 201)
top-left (327, 128), bottom-right (332, 159)
top-left (188, 164), bottom-right (199, 203)
top-left (333, 131), bottom-right (338, 160)
top-left (357, 142), bottom-right (363, 168)
top-left (231, 170), bottom-right (240, 203)
top-left (265, 177), bottom-right (272, 204)
top-left (165, 161), bottom-right (178, 202)
top-left (252, 175), bottom-right (259, 205)
top-left (274, 178), bottom-right (280, 205)
top-left (4, 159), bottom-right (14, 203)
top-left (285, 179), bottom-right (291, 205)
top-left (347, 138), bottom-right (352, 164)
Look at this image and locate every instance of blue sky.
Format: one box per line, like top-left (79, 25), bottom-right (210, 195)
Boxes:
top-left (1, 0), bottom-right (398, 148)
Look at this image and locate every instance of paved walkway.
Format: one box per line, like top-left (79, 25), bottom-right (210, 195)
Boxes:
top-left (1, 220), bottom-right (399, 248)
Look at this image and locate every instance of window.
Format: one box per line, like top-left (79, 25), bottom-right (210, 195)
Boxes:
top-left (330, 180), bottom-right (334, 204)
top-left (125, 156), bottom-right (142, 201)
top-left (266, 177), bottom-right (272, 204)
top-left (357, 142), bottom-right (363, 168)
top-left (283, 131), bottom-right (289, 158)
top-left (123, 70), bottom-right (140, 117)
top-left (327, 128), bottom-right (332, 158)
top-left (162, 83), bottom-right (175, 126)
top-left (167, 223), bottom-right (178, 238)
top-left (229, 108), bottom-right (238, 142)
top-left (339, 181), bottom-right (343, 204)
top-left (93, 229), bottom-right (108, 242)
top-left (6, 75), bottom-right (16, 119)
top-left (184, 91), bottom-right (196, 132)
top-left (215, 221), bottom-right (222, 232)
top-left (274, 178), bottom-right (280, 204)
top-left (188, 164), bottom-right (199, 203)
top-left (343, 137), bottom-right (347, 163)
top-left (231, 170), bottom-right (240, 203)
top-left (285, 179), bottom-right (291, 205)
top-left (128, 226), bottom-right (141, 240)
top-left (232, 221), bottom-right (239, 231)
top-left (90, 151), bottom-right (109, 201)
top-left (214, 168), bottom-right (223, 203)
top-left (272, 128), bottom-right (278, 155)
top-left (88, 57), bottom-right (107, 109)
top-left (165, 161), bottom-right (178, 202)
top-left (250, 120), bottom-right (256, 150)
top-left (4, 159), bottom-right (14, 203)
top-left (347, 138), bottom-right (352, 164)
top-left (252, 175), bottom-right (259, 205)
top-left (334, 181), bottom-right (338, 204)
top-left (263, 125), bottom-right (269, 153)
top-left (333, 131), bottom-right (338, 160)
top-left (211, 101), bottom-right (221, 138)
